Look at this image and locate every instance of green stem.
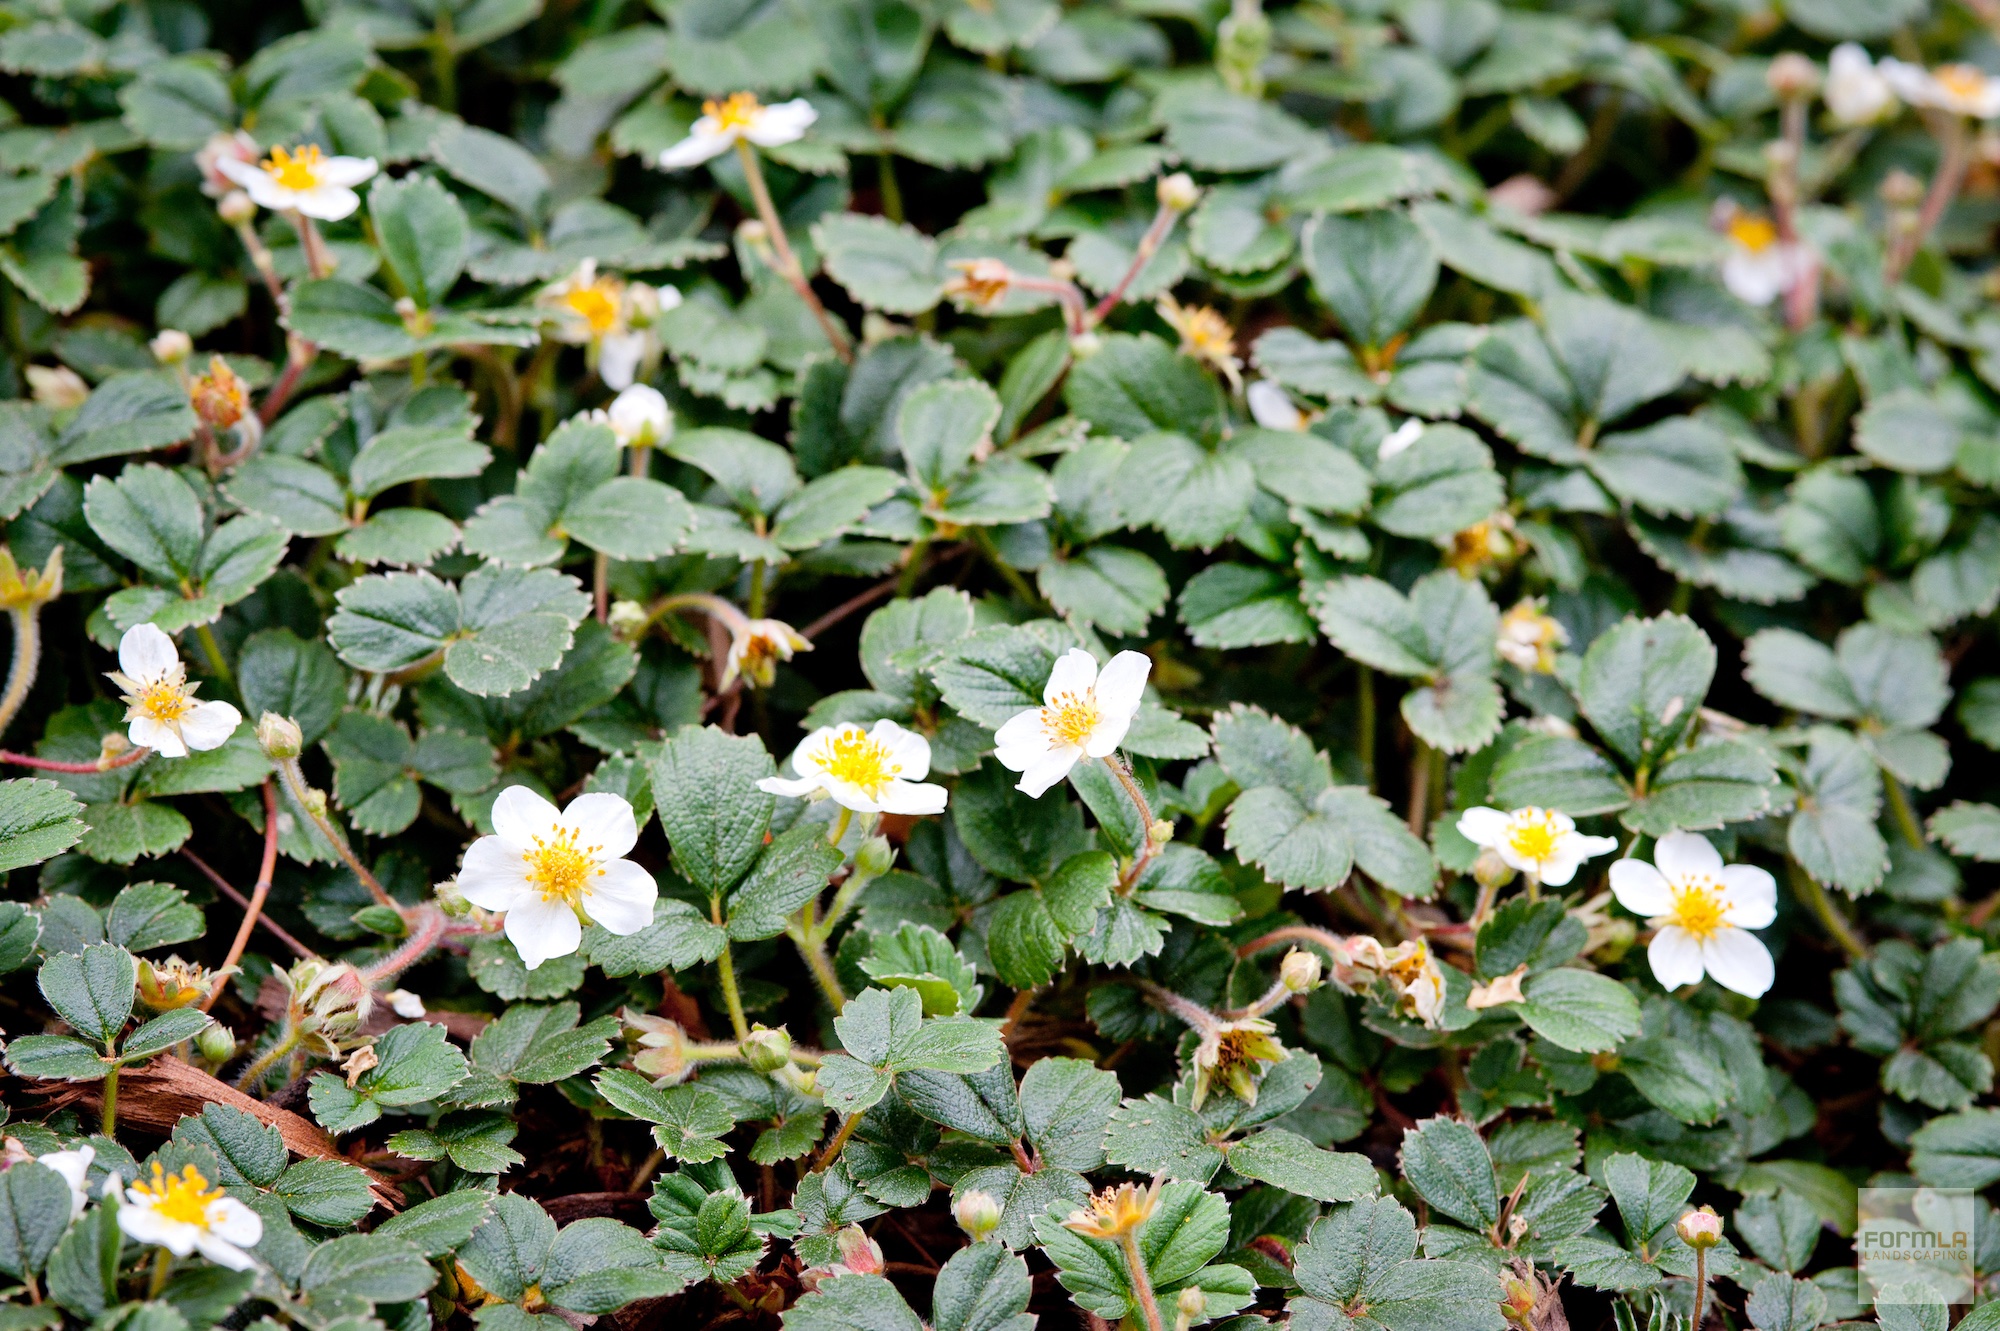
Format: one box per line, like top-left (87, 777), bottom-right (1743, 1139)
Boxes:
top-left (812, 1112), bottom-right (862, 1173)
top-left (898, 537), bottom-right (930, 597)
top-left (233, 1029), bottom-right (300, 1092)
top-left (1691, 1245), bottom-right (1708, 1331)
top-left (430, 10), bottom-right (457, 112)
top-left (793, 923), bottom-right (847, 1014)
top-left (876, 153), bottom-right (904, 224)
top-left (1119, 1232), bottom-right (1168, 1331)
top-left (1356, 666), bottom-right (1376, 792)
top-left (827, 805), bottom-right (853, 848)
top-left (1406, 738), bottom-right (1432, 838)
top-left (1786, 858), bottom-right (1866, 959)
top-left (1106, 755), bottom-right (1162, 889)
top-left (277, 756), bottom-right (394, 909)
top-left (1884, 774), bottom-right (1926, 850)
top-left (747, 560), bottom-right (768, 619)
top-left (195, 623), bottom-right (233, 688)
top-left (711, 897), bottom-right (752, 1041)
top-left (149, 1247), bottom-right (172, 1298)
top-left (101, 1061), bottom-right (118, 1136)
top-left (0, 606), bottom-right (41, 741)
top-left (973, 528), bottom-right (1040, 607)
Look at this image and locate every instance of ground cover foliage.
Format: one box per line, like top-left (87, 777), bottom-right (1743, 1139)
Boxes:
top-left (4, 1), bottom-right (2000, 1330)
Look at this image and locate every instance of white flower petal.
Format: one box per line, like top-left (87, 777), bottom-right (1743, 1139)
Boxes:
top-left (1720, 863), bottom-right (1778, 929)
top-left (293, 185), bottom-right (360, 221)
top-left (1246, 379), bottom-right (1304, 431)
top-left (1535, 844), bottom-right (1588, 886)
top-left (757, 774), bottom-right (823, 799)
top-left (582, 859), bottom-right (658, 935)
top-left (559, 792), bottom-right (638, 861)
top-left (240, 175), bottom-right (296, 212)
top-left (1043, 648), bottom-right (1098, 704)
top-left (490, 784), bottom-right (561, 852)
top-left (192, 1232), bottom-right (258, 1271)
top-left (1455, 806), bottom-right (1511, 849)
top-left (1699, 927), bottom-right (1774, 998)
top-left (1609, 859), bottom-right (1675, 918)
top-left (1015, 747), bottom-right (1079, 798)
top-left (787, 727), bottom-right (838, 777)
top-left (213, 157), bottom-right (262, 190)
top-left (207, 1196), bottom-right (263, 1246)
top-left (316, 156), bottom-right (378, 187)
top-left (993, 712), bottom-right (1053, 772)
top-left (119, 1206), bottom-right (196, 1255)
top-left (1092, 650), bottom-right (1152, 723)
top-left (130, 715), bottom-right (186, 758)
top-left (1647, 927), bottom-right (1707, 991)
top-left (817, 773), bottom-right (882, 814)
top-left (870, 719), bottom-right (932, 781)
top-left (178, 700), bottom-right (242, 752)
top-left (457, 836), bottom-right (533, 911)
top-left (598, 331), bottom-right (646, 391)
top-left (659, 130), bottom-right (733, 169)
top-left (119, 623), bottom-right (179, 682)
top-left (505, 895), bottom-right (583, 971)
top-left (746, 99), bottom-right (818, 146)
top-left (878, 779), bottom-right (948, 816)
top-left (1654, 831), bottom-right (1723, 884)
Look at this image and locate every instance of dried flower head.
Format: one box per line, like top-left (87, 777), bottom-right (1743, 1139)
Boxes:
top-left (1063, 1177), bottom-right (1163, 1239)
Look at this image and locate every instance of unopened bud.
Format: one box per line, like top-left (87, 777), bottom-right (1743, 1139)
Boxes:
top-left (434, 880), bottom-right (472, 917)
top-left (25, 365), bottom-right (88, 411)
top-left (1675, 1205), bottom-right (1723, 1249)
top-left (1766, 52), bottom-right (1819, 98)
top-left (1280, 948), bottom-right (1323, 993)
top-left (256, 712), bottom-right (302, 760)
top-left (740, 1024), bottom-right (792, 1073)
top-left (1880, 169), bottom-right (1925, 208)
top-left (607, 599), bottom-right (648, 640)
top-left (955, 1189), bottom-right (1002, 1241)
top-left (151, 329), bottom-right (193, 365)
top-left (1472, 847), bottom-right (1516, 892)
top-left (195, 1022), bottom-right (236, 1063)
top-left (1175, 1288), bottom-right (1206, 1323)
top-left (833, 1225), bottom-right (884, 1275)
top-left (1148, 818), bottom-right (1175, 847)
top-left (1070, 330), bottom-right (1102, 357)
top-left (1157, 172), bottom-right (1200, 213)
top-left (855, 834), bottom-right (895, 880)
top-left (218, 190), bottom-right (256, 225)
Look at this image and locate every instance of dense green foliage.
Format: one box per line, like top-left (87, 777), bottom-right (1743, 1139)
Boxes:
top-left (4, 1), bottom-right (2000, 1330)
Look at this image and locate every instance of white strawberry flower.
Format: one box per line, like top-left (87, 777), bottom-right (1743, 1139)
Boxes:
top-left (117, 1161), bottom-right (263, 1270)
top-left (1610, 830), bottom-right (1776, 998)
top-left (457, 787), bottom-right (658, 970)
top-left (659, 93), bottom-right (818, 170)
top-left (1456, 805), bottom-right (1618, 887)
top-left (1719, 211), bottom-right (1812, 307)
top-left (994, 649), bottom-right (1152, 798)
top-left (1826, 44), bottom-right (1897, 125)
top-left (607, 384), bottom-right (672, 448)
top-left (215, 144), bottom-right (377, 221)
top-left (1878, 58), bottom-right (2000, 118)
top-left (759, 720), bottom-right (947, 816)
top-left (108, 624), bottom-right (242, 758)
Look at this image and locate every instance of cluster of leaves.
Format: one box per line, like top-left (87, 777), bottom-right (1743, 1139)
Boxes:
top-left (6, 0), bottom-right (2000, 1330)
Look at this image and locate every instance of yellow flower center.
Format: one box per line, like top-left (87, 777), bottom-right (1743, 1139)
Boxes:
top-left (132, 677), bottom-right (194, 724)
top-left (133, 1163), bottom-right (223, 1229)
top-left (1728, 215), bottom-right (1778, 253)
top-left (1175, 306), bottom-right (1236, 360)
top-left (1937, 64), bottom-right (1989, 101)
top-left (261, 145), bottom-right (324, 192)
top-left (819, 729), bottom-right (901, 798)
top-left (1669, 876), bottom-right (1727, 940)
top-left (1042, 692), bottom-right (1100, 747)
top-left (565, 284), bottom-right (621, 336)
top-left (525, 827), bottom-right (602, 905)
top-left (704, 92), bottom-right (764, 133)
top-left (1506, 811), bottom-right (1561, 863)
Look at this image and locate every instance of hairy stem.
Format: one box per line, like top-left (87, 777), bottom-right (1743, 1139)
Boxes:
top-left (813, 1112), bottom-right (862, 1173)
top-left (1106, 756), bottom-right (1162, 889)
top-left (1884, 774), bottom-right (1927, 850)
top-left (1691, 1245), bottom-right (1709, 1331)
top-left (791, 921), bottom-right (847, 1014)
top-left (277, 756), bottom-right (395, 909)
top-left (204, 780), bottom-right (281, 1012)
top-left (711, 897), bottom-right (752, 1040)
top-left (0, 605), bottom-right (42, 741)
top-left (1118, 1232), bottom-right (1168, 1331)
top-left (101, 1062), bottom-right (118, 1137)
top-left (1, 745), bottom-right (148, 774)
top-left (233, 1029), bottom-right (300, 1093)
top-left (734, 140), bottom-right (852, 362)
top-left (1133, 978), bottom-right (1220, 1036)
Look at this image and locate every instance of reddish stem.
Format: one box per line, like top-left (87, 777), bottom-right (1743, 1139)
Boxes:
top-left (181, 848), bottom-right (311, 959)
top-left (203, 780), bottom-right (282, 1011)
top-left (0, 745), bottom-right (148, 774)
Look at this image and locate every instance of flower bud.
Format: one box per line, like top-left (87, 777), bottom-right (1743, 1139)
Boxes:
top-left (1766, 52), bottom-right (1820, 98)
top-left (1880, 169), bottom-right (1925, 208)
top-left (607, 384), bottom-right (671, 449)
top-left (740, 1024), bottom-right (792, 1073)
top-left (1472, 847), bottom-right (1516, 892)
top-left (854, 834), bottom-right (896, 880)
top-left (1177, 1288), bottom-right (1206, 1320)
top-left (25, 365), bottom-right (88, 411)
top-left (1070, 330), bottom-right (1103, 357)
top-left (1157, 172), bottom-right (1200, 213)
top-left (607, 599), bottom-right (649, 640)
top-left (217, 190), bottom-right (257, 225)
top-left (434, 879), bottom-right (472, 917)
top-left (1280, 948), bottom-right (1323, 993)
top-left (1676, 1205), bottom-right (1723, 1249)
top-left (256, 712), bottom-right (302, 760)
top-left (955, 1189), bottom-right (1002, 1241)
top-left (833, 1225), bottom-right (884, 1276)
top-left (150, 329), bottom-right (193, 365)
top-left (195, 1022), bottom-right (237, 1063)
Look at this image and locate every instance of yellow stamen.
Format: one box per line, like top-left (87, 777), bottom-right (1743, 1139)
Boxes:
top-left (133, 1163), bottom-right (224, 1228)
top-left (703, 92), bottom-right (764, 133)
top-left (260, 145), bottom-right (324, 192)
top-left (819, 729), bottom-right (901, 799)
top-left (131, 677), bottom-right (194, 724)
top-left (1507, 811), bottom-right (1560, 863)
top-left (1727, 215), bottom-right (1778, 253)
top-left (1937, 65), bottom-right (1989, 101)
top-left (1669, 876), bottom-right (1727, 940)
top-left (526, 827), bottom-right (602, 905)
top-left (1041, 692), bottom-right (1100, 747)
top-left (564, 284), bottom-right (621, 336)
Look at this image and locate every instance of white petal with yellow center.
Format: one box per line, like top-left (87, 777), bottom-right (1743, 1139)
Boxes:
top-left (760, 720), bottom-right (947, 815)
top-left (457, 787), bottom-right (655, 970)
